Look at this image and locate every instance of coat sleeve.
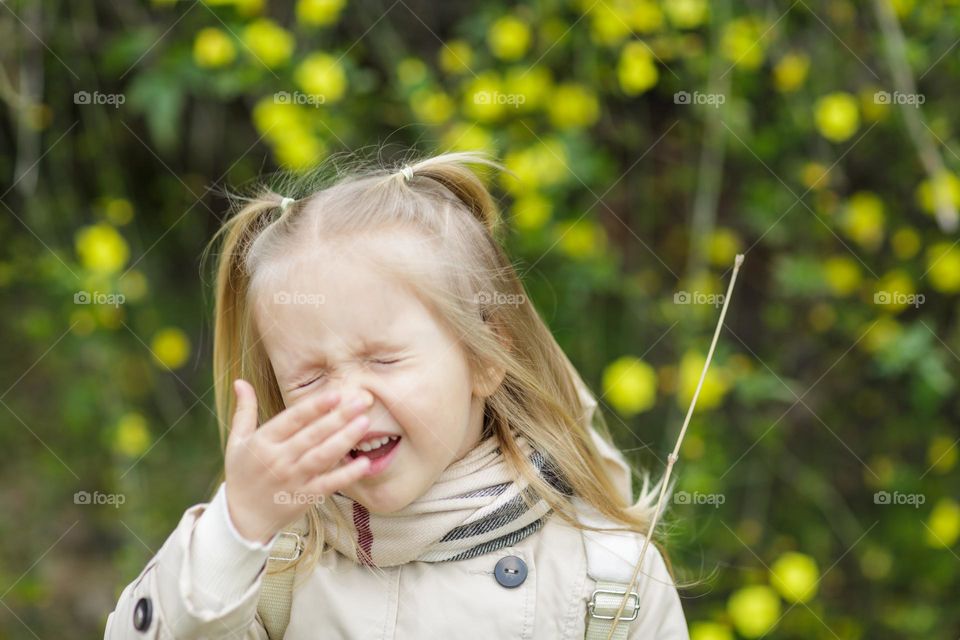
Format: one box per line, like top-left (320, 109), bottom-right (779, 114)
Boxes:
top-left (627, 543), bottom-right (689, 640)
top-left (104, 484), bottom-right (275, 640)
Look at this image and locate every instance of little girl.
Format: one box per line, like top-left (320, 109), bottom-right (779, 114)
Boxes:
top-left (105, 151), bottom-right (689, 639)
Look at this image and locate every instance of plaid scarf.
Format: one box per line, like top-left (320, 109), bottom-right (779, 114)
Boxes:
top-left (316, 433), bottom-right (572, 567)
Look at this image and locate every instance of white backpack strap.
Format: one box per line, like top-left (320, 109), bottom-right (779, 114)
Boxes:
top-left (574, 497), bottom-right (641, 640)
top-left (257, 517), bottom-right (308, 640)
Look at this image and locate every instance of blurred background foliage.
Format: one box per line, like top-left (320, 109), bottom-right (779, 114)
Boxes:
top-left (1, 0), bottom-right (959, 637)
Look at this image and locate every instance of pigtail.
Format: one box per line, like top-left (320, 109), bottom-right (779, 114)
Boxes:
top-left (205, 192), bottom-right (286, 452)
top-left (398, 151), bottom-right (509, 237)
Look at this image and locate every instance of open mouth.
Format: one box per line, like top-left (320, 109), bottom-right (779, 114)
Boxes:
top-left (349, 435), bottom-right (401, 460)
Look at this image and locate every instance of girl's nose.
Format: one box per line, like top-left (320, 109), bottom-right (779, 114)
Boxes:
top-left (334, 385), bottom-right (373, 408)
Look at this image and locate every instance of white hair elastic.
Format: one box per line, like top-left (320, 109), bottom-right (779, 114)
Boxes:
top-left (399, 165), bottom-right (414, 182)
top-left (279, 196), bottom-right (295, 212)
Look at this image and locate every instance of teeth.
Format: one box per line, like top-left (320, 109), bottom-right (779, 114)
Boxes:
top-left (352, 435), bottom-right (398, 453)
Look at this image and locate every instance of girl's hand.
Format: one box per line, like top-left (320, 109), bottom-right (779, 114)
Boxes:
top-left (223, 379), bottom-right (374, 544)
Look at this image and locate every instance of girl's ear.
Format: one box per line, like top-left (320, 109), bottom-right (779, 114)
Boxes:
top-left (474, 361), bottom-right (506, 399)
top-left (473, 327), bottom-right (510, 398)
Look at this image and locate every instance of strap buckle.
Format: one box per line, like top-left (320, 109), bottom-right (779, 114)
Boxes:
top-left (268, 532), bottom-right (303, 562)
top-left (587, 587), bottom-right (640, 621)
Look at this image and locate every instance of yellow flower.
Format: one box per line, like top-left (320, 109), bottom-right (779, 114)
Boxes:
top-left (821, 256), bottom-right (861, 296)
top-left (689, 622), bottom-right (733, 640)
top-left (800, 162), bottom-right (830, 190)
top-left (925, 498), bottom-right (960, 548)
top-left (677, 351), bottom-right (730, 410)
top-left (548, 83), bottom-right (600, 129)
top-left (860, 316), bottom-right (900, 353)
top-left (891, 227), bottom-right (920, 260)
top-left (707, 228), bottom-right (742, 267)
top-left (114, 413), bottom-right (151, 458)
top-left (873, 269), bottom-right (916, 313)
top-left (488, 15), bottom-right (531, 61)
top-left (629, 1), bottom-right (663, 33)
top-left (296, 0), bottom-right (345, 26)
top-left (193, 28), bottom-right (236, 68)
top-left (500, 140), bottom-right (568, 195)
top-left (663, 0), bottom-right (709, 29)
top-left (770, 552), bottom-right (819, 603)
top-left (720, 17), bottom-right (766, 70)
top-left (463, 71), bottom-right (507, 122)
top-left (396, 57), bottom-right (428, 88)
top-left (439, 40), bottom-right (473, 75)
top-left (511, 192), bottom-right (552, 231)
top-left (773, 52), bottom-right (809, 93)
top-left (273, 130), bottom-right (326, 171)
top-left (440, 123), bottom-right (496, 156)
top-left (75, 223), bottom-right (129, 275)
top-left (814, 92), bottom-right (860, 143)
top-left (590, 2), bottom-right (632, 46)
top-left (891, 0), bottom-right (916, 18)
top-left (410, 89), bottom-right (455, 124)
top-left (727, 585), bottom-right (780, 638)
top-left (557, 219), bottom-right (606, 260)
top-left (104, 198), bottom-right (134, 225)
top-left (151, 327), bottom-right (191, 370)
top-left (928, 435), bottom-right (958, 474)
top-left (295, 53), bottom-right (347, 103)
top-left (504, 65), bottom-right (553, 111)
top-left (842, 191), bottom-right (884, 251)
top-left (204, 0), bottom-right (262, 11)
top-left (252, 97), bottom-right (309, 140)
top-left (602, 356), bottom-right (657, 416)
top-left (925, 242), bottom-right (960, 293)
top-left (860, 86), bottom-right (891, 123)
top-left (234, 0), bottom-right (264, 16)
top-left (242, 19), bottom-right (294, 68)
top-left (916, 170), bottom-right (960, 215)
top-left (618, 41), bottom-right (659, 96)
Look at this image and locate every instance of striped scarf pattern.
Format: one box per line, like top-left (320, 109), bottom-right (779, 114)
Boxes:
top-left (316, 433), bottom-right (572, 568)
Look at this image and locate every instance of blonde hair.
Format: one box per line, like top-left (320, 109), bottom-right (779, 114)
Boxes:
top-left (202, 150), bottom-right (664, 580)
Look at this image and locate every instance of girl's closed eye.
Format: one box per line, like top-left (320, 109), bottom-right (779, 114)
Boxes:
top-left (292, 372), bottom-right (326, 390)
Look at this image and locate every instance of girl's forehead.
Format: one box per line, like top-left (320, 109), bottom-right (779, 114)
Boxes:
top-left (251, 240), bottom-right (444, 333)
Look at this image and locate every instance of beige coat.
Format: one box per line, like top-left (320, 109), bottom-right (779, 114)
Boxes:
top-left (104, 492), bottom-right (688, 639)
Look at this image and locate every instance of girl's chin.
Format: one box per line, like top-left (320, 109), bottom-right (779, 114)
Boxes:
top-left (345, 485), bottom-right (418, 515)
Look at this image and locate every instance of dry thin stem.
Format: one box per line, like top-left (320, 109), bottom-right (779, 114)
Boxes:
top-left (605, 254), bottom-right (745, 639)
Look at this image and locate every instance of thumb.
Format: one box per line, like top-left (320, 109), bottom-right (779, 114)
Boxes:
top-left (229, 379), bottom-right (259, 441)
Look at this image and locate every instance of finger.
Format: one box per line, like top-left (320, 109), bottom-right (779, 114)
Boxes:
top-left (301, 456), bottom-right (371, 498)
top-left (281, 394), bottom-right (373, 456)
top-left (262, 390), bottom-right (342, 442)
top-left (229, 379), bottom-right (259, 441)
top-left (294, 413), bottom-right (371, 472)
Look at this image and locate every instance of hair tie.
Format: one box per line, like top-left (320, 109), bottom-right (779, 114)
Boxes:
top-left (399, 165), bottom-right (414, 182)
top-left (279, 196), bottom-right (295, 212)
